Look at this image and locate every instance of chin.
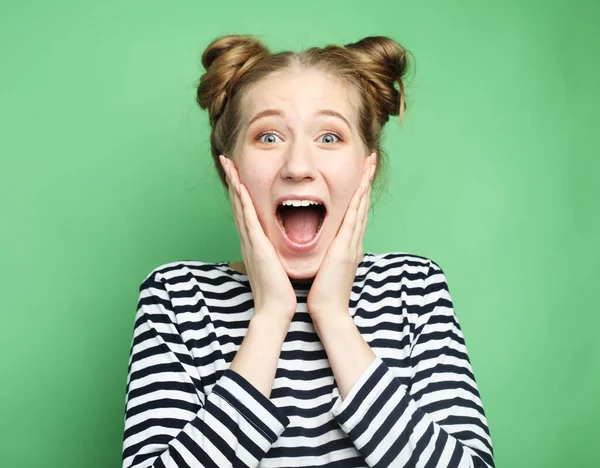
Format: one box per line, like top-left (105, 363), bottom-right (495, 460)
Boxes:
top-left (278, 252), bottom-right (324, 281)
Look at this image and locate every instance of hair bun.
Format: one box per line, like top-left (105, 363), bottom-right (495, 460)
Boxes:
top-left (197, 35), bottom-right (270, 126)
top-left (344, 36), bottom-right (410, 121)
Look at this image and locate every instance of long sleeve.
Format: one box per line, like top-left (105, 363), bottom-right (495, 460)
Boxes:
top-left (121, 271), bottom-right (290, 468)
top-left (330, 260), bottom-right (494, 467)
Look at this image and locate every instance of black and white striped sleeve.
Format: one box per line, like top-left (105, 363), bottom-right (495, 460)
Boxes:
top-left (121, 271), bottom-right (290, 468)
top-left (330, 260), bottom-right (494, 467)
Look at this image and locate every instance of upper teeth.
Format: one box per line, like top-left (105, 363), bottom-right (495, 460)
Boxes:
top-left (280, 200), bottom-right (322, 207)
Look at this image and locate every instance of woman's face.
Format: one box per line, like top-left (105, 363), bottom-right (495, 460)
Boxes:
top-left (231, 68), bottom-right (374, 279)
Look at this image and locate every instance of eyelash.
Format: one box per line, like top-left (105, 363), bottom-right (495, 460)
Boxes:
top-left (255, 130), bottom-right (343, 144)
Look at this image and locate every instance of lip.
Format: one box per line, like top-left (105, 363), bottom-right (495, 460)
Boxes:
top-left (273, 194), bottom-right (328, 254)
top-left (275, 211), bottom-right (327, 253)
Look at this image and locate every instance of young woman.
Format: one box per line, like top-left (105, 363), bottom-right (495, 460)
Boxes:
top-left (122, 34), bottom-right (494, 468)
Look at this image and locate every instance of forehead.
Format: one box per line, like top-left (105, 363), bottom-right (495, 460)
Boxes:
top-left (240, 68), bottom-right (360, 129)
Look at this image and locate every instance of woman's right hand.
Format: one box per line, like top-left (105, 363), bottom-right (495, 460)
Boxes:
top-left (219, 154), bottom-right (297, 323)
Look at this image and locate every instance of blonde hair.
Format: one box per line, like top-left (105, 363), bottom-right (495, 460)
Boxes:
top-left (196, 34), bottom-right (411, 195)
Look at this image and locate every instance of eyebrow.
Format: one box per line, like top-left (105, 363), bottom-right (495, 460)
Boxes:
top-left (247, 108), bottom-right (352, 131)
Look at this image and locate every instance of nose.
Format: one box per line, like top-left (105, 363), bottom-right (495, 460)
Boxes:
top-left (279, 143), bottom-right (317, 182)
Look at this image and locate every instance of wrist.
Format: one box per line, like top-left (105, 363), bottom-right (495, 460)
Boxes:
top-left (312, 311), bottom-right (354, 338)
top-left (251, 311), bottom-right (292, 332)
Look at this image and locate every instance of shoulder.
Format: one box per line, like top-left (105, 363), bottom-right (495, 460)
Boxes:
top-left (363, 253), bottom-right (456, 328)
top-left (138, 259), bottom-right (227, 292)
top-left (361, 251), bottom-right (445, 279)
top-left (360, 251), bottom-right (452, 303)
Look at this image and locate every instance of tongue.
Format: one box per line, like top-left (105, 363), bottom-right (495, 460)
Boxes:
top-left (281, 207), bottom-right (321, 244)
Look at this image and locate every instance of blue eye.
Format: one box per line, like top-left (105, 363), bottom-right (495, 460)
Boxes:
top-left (257, 132), bottom-right (281, 144)
top-left (256, 131), bottom-right (342, 144)
top-left (319, 132), bottom-right (342, 144)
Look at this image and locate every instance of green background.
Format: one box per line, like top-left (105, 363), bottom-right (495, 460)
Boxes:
top-left (1, 1), bottom-right (598, 467)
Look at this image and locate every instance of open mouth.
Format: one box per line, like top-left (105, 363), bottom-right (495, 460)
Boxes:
top-left (275, 201), bottom-right (327, 246)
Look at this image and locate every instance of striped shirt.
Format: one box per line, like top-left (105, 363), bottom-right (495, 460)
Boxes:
top-left (122, 252), bottom-right (494, 467)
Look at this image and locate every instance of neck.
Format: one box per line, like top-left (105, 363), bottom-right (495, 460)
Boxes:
top-left (228, 261), bottom-right (315, 285)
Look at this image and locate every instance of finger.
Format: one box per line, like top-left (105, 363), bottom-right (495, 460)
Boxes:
top-left (354, 161), bottom-right (370, 209)
top-left (238, 182), bottom-right (271, 249)
top-left (351, 156), bottom-right (375, 251)
top-left (229, 159), bottom-right (268, 251)
top-left (352, 178), bottom-right (370, 251)
top-left (224, 158), bottom-right (250, 248)
top-left (229, 161), bottom-right (251, 248)
top-left (363, 182), bottom-right (372, 232)
top-left (336, 162), bottom-right (370, 245)
top-left (226, 157), bottom-right (243, 197)
top-left (351, 165), bottom-right (372, 252)
top-left (225, 162), bottom-right (242, 234)
top-left (232, 181), bottom-right (251, 249)
top-left (361, 161), bottom-right (375, 222)
top-left (354, 181), bottom-right (372, 254)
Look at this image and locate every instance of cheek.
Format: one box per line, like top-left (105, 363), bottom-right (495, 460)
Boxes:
top-left (328, 163), bottom-right (363, 203)
top-left (238, 166), bottom-right (274, 218)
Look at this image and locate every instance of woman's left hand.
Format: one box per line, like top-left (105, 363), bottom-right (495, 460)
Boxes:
top-left (307, 153), bottom-right (376, 324)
